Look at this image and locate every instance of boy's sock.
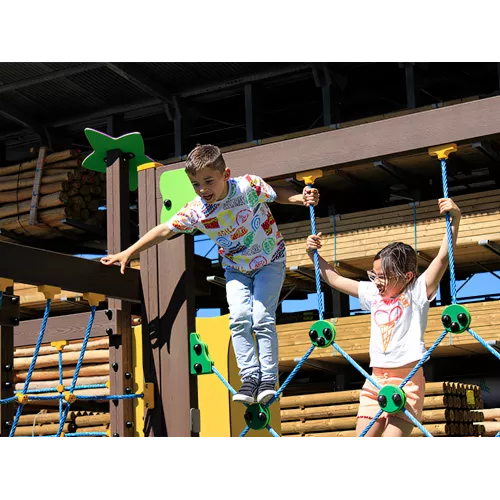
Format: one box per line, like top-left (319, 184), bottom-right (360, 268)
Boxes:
top-left (233, 378), bottom-right (259, 405)
top-left (257, 380), bottom-right (277, 405)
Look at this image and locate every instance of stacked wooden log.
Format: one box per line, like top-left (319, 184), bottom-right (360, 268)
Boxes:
top-left (0, 150), bottom-right (105, 239)
top-left (13, 337), bottom-right (110, 409)
top-left (12, 410), bottom-right (110, 436)
top-left (281, 190), bottom-right (500, 272)
top-left (472, 408), bottom-right (500, 436)
top-left (281, 382), bottom-right (485, 437)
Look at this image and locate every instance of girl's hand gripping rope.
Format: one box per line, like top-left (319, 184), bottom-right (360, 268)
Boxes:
top-left (438, 198), bottom-right (460, 218)
top-left (302, 187), bottom-right (320, 207)
top-left (306, 232), bottom-right (323, 255)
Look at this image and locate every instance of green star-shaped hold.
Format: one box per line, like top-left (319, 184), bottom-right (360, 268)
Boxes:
top-left (82, 128), bottom-right (153, 191)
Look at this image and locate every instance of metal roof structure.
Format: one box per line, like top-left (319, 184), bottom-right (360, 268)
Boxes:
top-left (1, 62), bottom-right (499, 164)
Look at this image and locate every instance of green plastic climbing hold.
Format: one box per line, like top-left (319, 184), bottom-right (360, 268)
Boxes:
top-left (308, 320), bottom-right (336, 348)
top-left (377, 385), bottom-right (406, 414)
top-left (441, 304), bottom-right (471, 334)
top-left (159, 169), bottom-right (197, 224)
top-left (82, 128), bottom-right (153, 191)
top-left (190, 333), bottom-right (214, 375)
top-left (244, 404), bottom-right (271, 430)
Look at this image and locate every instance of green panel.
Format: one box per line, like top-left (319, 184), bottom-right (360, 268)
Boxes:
top-left (82, 128), bottom-right (152, 191)
top-left (244, 404), bottom-right (271, 430)
top-left (441, 304), bottom-right (471, 334)
top-left (377, 385), bottom-right (406, 414)
top-left (308, 320), bottom-right (336, 348)
top-left (190, 333), bottom-right (214, 375)
top-left (159, 168), bottom-right (197, 224)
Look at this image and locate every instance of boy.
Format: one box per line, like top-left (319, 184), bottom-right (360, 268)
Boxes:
top-left (101, 144), bottom-right (319, 405)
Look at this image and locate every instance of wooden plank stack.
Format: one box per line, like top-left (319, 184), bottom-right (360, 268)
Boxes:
top-left (0, 150), bottom-right (105, 239)
top-left (281, 190), bottom-right (500, 274)
top-left (12, 410), bottom-right (110, 436)
top-left (13, 336), bottom-right (110, 409)
top-left (281, 382), bottom-right (485, 437)
top-left (277, 299), bottom-right (500, 367)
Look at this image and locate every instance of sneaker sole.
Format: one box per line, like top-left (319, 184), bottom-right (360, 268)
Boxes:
top-left (232, 394), bottom-right (255, 405)
top-left (257, 390), bottom-right (277, 405)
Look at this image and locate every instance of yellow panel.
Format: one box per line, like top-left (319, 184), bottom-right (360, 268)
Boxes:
top-left (132, 325), bottom-right (145, 437)
top-left (196, 315), bottom-right (232, 437)
top-left (196, 314), bottom-right (282, 437)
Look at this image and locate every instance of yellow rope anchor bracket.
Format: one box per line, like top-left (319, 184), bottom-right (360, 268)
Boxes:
top-left (143, 382), bottom-right (155, 409)
top-left (83, 292), bottom-right (106, 307)
top-left (0, 278), bottom-right (14, 293)
top-left (428, 143), bottom-right (458, 160)
top-left (38, 285), bottom-right (61, 300)
top-left (295, 169), bottom-right (323, 186)
top-left (51, 340), bottom-right (68, 352)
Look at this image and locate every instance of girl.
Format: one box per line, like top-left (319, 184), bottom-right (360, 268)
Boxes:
top-left (305, 198), bottom-right (461, 437)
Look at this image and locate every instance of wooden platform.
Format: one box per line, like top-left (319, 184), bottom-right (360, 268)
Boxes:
top-left (277, 299), bottom-right (500, 370)
top-left (281, 189), bottom-right (500, 281)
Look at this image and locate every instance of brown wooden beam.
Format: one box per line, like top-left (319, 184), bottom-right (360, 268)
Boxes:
top-left (0, 286), bottom-right (14, 435)
top-left (14, 309), bottom-right (114, 347)
top-left (106, 150), bottom-right (134, 437)
top-left (0, 241), bottom-right (141, 303)
top-left (156, 95), bottom-right (500, 181)
top-left (138, 169), bottom-right (198, 437)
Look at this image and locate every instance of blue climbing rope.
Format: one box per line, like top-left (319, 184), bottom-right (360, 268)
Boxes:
top-left (9, 298), bottom-right (52, 437)
top-left (58, 349), bottom-right (63, 425)
top-left (75, 394), bottom-right (143, 401)
top-left (412, 201), bottom-right (418, 252)
top-left (25, 384), bottom-right (107, 394)
top-left (64, 432), bottom-right (107, 437)
top-left (56, 305), bottom-right (97, 437)
top-left (265, 345), bottom-right (316, 407)
top-left (308, 186), bottom-right (324, 321)
top-left (440, 158), bottom-right (457, 304)
top-left (211, 366), bottom-right (237, 396)
top-left (467, 328), bottom-right (500, 362)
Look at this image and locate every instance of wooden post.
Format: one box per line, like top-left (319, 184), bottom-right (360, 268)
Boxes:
top-left (106, 149), bottom-right (134, 437)
top-left (0, 286), bottom-right (15, 436)
top-left (138, 166), bottom-right (198, 436)
top-left (324, 287), bottom-right (350, 318)
top-left (29, 146), bottom-right (48, 225)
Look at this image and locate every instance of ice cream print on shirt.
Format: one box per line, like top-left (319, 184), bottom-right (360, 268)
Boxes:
top-left (373, 295), bottom-right (410, 352)
top-left (165, 175), bottom-right (285, 273)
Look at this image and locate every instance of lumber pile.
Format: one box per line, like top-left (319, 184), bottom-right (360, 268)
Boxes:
top-left (472, 408), bottom-right (500, 436)
top-left (13, 336), bottom-right (110, 408)
top-left (277, 299), bottom-right (500, 366)
top-left (281, 190), bottom-right (500, 274)
top-left (12, 410), bottom-right (110, 436)
top-left (281, 382), bottom-right (485, 437)
top-left (0, 150), bottom-right (105, 239)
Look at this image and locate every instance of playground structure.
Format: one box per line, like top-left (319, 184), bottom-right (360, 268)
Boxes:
top-left (1, 94), bottom-right (500, 436)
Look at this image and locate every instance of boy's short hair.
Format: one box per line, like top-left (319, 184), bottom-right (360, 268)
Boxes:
top-left (185, 144), bottom-right (226, 175)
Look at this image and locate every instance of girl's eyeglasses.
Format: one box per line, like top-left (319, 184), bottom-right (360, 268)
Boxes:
top-left (367, 271), bottom-right (391, 282)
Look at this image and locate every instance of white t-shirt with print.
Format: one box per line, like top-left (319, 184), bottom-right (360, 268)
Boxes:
top-left (165, 174), bottom-right (286, 273)
top-left (358, 272), bottom-right (437, 368)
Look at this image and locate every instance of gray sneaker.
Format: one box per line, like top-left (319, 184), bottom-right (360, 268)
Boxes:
top-left (257, 380), bottom-right (277, 405)
top-left (233, 378), bottom-right (259, 405)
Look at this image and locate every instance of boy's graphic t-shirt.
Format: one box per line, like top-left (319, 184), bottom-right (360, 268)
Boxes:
top-left (358, 272), bottom-right (437, 368)
top-left (165, 175), bottom-right (286, 273)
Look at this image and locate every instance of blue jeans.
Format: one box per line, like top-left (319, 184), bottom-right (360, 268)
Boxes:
top-left (225, 261), bottom-right (286, 383)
